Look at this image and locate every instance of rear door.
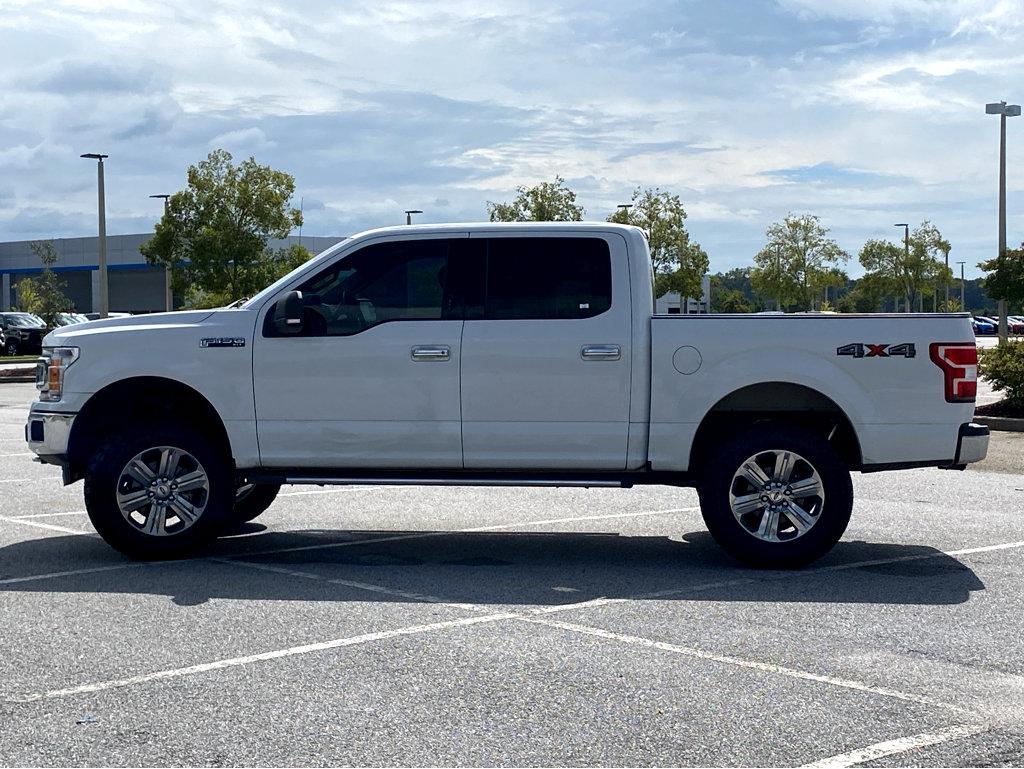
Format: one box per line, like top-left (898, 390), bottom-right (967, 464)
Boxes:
top-left (460, 233), bottom-right (633, 469)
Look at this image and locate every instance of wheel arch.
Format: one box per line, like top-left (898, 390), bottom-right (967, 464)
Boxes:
top-left (67, 376), bottom-right (233, 483)
top-left (688, 381), bottom-right (863, 475)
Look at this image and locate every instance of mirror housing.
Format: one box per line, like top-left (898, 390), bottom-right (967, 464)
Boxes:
top-left (273, 290), bottom-right (304, 335)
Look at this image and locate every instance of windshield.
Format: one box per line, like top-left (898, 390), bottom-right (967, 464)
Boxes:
top-left (241, 237), bottom-right (353, 310)
top-left (8, 314), bottom-right (45, 327)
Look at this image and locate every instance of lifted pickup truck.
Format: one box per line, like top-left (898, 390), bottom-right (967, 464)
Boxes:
top-left (26, 223), bottom-right (988, 566)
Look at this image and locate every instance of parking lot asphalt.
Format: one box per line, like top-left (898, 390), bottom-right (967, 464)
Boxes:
top-left (1, 381), bottom-right (1023, 767)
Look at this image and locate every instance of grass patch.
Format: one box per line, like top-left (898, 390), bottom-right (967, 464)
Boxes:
top-left (0, 355), bottom-right (39, 363)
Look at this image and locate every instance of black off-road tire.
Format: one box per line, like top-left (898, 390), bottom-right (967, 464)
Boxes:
top-left (84, 424), bottom-right (234, 559)
top-left (231, 483), bottom-right (281, 524)
top-left (698, 422), bottom-right (853, 568)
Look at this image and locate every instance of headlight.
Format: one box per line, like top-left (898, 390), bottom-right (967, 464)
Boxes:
top-left (36, 347), bottom-right (79, 402)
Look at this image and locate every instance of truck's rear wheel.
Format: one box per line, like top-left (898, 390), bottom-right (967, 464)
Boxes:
top-left (698, 423), bottom-right (852, 568)
top-left (84, 425), bottom-right (233, 559)
top-left (231, 482), bottom-right (281, 523)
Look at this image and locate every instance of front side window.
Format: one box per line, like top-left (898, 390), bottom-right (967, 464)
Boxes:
top-left (483, 238), bottom-right (612, 320)
top-left (279, 239), bottom-right (454, 337)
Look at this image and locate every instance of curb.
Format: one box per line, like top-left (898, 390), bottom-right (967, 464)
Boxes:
top-left (974, 415), bottom-right (1024, 433)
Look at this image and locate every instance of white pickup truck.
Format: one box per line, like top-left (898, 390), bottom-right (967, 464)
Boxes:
top-left (26, 222), bottom-right (988, 566)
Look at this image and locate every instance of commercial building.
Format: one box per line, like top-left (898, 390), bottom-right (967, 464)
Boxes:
top-left (0, 233), bottom-right (345, 313)
top-left (655, 274), bottom-right (712, 314)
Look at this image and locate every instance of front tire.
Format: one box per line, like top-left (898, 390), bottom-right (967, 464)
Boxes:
top-left (5, 339), bottom-right (19, 356)
top-left (698, 422), bottom-right (853, 568)
top-left (84, 424), bottom-right (233, 559)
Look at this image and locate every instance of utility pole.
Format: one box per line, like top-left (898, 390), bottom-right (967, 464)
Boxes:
top-left (149, 194), bottom-right (172, 312)
top-left (957, 261), bottom-right (966, 310)
top-left (986, 100), bottom-right (1021, 342)
top-left (894, 223), bottom-right (910, 312)
top-left (81, 153), bottom-right (109, 318)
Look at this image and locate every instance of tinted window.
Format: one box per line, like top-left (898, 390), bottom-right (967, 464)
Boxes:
top-left (283, 239), bottom-right (454, 337)
top-left (484, 238), bottom-right (611, 320)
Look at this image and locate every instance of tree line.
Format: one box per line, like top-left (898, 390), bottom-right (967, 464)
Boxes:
top-left (15, 151), bottom-right (1020, 316)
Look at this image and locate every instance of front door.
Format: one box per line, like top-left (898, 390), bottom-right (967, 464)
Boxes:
top-left (460, 234), bottom-right (633, 469)
top-left (253, 234), bottom-right (467, 469)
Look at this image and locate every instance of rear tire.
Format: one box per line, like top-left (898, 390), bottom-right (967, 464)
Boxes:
top-left (231, 483), bottom-right (281, 523)
top-left (84, 424), bottom-right (233, 559)
top-left (698, 422), bottom-right (852, 568)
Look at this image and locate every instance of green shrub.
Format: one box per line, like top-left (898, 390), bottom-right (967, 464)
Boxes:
top-left (979, 341), bottom-right (1024, 406)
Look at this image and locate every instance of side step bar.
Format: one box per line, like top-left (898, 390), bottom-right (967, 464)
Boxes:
top-left (281, 477), bottom-right (625, 488)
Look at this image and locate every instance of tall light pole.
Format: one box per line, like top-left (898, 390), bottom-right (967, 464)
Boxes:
top-left (149, 194), bottom-right (172, 312)
top-left (957, 261), bottom-right (966, 310)
top-left (81, 153), bottom-right (108, 318)
top-left (894, 223), bottom-right (910, 312)
top-left (404, 209), bottom-right (422, 225)
top-left (986, 100), bottom-right (1021, 342)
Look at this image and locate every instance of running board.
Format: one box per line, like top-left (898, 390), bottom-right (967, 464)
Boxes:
top-left (281, 477), bottom-right (626, 488)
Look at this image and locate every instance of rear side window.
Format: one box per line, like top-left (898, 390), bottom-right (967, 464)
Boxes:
top-left (483, 238), bottom-right (611, 320)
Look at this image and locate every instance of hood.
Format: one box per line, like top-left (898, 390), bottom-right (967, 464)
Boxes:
top-left (43, 309), bottom-right (220, 346)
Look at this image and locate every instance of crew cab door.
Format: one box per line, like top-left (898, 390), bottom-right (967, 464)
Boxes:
top-left (460, 233), bottom-right (633, 469)
top-left (253, 234), bottom-right (468, 468)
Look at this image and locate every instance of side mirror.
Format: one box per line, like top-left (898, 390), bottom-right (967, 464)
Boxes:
top-left (273, 290), bottom-right (304, 335)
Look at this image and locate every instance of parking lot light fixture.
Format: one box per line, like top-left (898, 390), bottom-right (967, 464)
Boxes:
top-left (150, 194), bottom-right (172, 312)
top-left (404, 209), bottom-right (423, 225)
top-left (80, 153), bottom-right (109, 318)
top-left (894, 224), bottom-right (910, 312)
top-left (957, 261), bottom-right (966, 310)
top-left (986, 101), bottom-right (1020, 342)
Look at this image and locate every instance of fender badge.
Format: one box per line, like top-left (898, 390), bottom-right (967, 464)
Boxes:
top-left (200, 337), bottom-right (246, 348)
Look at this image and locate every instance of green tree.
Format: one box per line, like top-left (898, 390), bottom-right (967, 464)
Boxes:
top-left (835, 273), bottom-right (888, 313)
top-left (751, 214), bottom-right (848, 311)
top-left (980, 243), bottom-right (1024, 310)
top-left (487, 176), bottom-right (584, 222)
top-left (141, 149), bottom-right (303, 304)
top-left (859, 221), bottom-right (951, 312)
top-left (711, 288), bottom-right (753, 313)
top-left (606, 187), bottom-right (708, 301)
top-left (16, 241), bottom-right (73, 324)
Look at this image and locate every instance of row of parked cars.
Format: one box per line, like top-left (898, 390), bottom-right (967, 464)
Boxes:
top-left (972, 315), bottom-right (1024, 335)
top-left (0, 311), bottom-right (132, 356)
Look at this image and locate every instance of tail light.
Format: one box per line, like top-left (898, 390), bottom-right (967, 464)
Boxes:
top-left (929, 342), bottom-right (977, 403)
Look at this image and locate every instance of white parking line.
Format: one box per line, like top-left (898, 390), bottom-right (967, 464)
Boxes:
top-left (0, 563), bottom-right (143, 587)
top-left (217, 557), bottom-right (974, 717)
top-left (0, 453), bottom-right (32, 457)
top-left (7, 510), bottom-right (87, 519)
top-left (801, 724), bottom-right (988, 767)
top-left (0, 514), bottom-right (91, 536)
top-left (0, 478), bottom-right (33, 484)
top-left (7, 611), bottom-right (518, 703)
top-left (523, 618), bottom-right (971, 715)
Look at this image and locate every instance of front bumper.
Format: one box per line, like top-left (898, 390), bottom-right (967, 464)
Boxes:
top-left (25, 408), bottom-right (75, 466)
top-left (951, 422), bottom-right (989, 466)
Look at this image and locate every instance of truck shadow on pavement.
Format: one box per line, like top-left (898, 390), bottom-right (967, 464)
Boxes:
top-left (0, 527), bottom-right (985, 607)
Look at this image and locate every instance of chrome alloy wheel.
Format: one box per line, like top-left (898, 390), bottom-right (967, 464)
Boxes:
top-left (728, 449), bottom-right (825, 543)
top-left (115, 446), bottom-right (210, 536)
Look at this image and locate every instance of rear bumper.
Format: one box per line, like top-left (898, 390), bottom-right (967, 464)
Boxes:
top-left (951, 422), bottom-right (989, 466)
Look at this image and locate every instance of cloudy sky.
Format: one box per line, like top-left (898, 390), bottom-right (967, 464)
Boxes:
top-left (0, 0), bottom-right (1022, 276)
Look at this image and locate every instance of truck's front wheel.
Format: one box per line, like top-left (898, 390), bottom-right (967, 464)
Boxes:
top-left (698, 423), bottom-right (852, 568)
top-left (231, 483), bottom-right (281, 524)
top-left (84, 425), bottom-right (233, 559)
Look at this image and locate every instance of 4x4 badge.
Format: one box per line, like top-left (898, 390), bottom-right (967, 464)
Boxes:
top-left (836, 343), bottom-right (916, 358)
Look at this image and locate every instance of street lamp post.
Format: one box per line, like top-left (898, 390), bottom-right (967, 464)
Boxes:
top-left (150, 194), bottom-right (172, 312)
top-left (986, 100), bottom-right (1021, 342)
top-left (957, 261), bottom-right (966, 310)
top-left (894, 223), bottom-right (910, 312)
top-left (81, 153), bottom-right (109, 318)
top-left (404, 209), bottom-right (422, 225)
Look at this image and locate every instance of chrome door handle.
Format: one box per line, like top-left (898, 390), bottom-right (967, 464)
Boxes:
top-left (581, 344), bottom-right (621, 361)
top-left (411, 345), bottom-right (451, 361)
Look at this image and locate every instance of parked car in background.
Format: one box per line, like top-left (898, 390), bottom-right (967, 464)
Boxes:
top-left (83, 312), bottom-right (132, 321)
top-left (0, 312), bottom-right (48, 356)
top-left (972, 317), bottom-right (995, 335)
top-left (995, 316), bottom-right (1024, 335)
top-left (53, 312), bottom-right (91, 327)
